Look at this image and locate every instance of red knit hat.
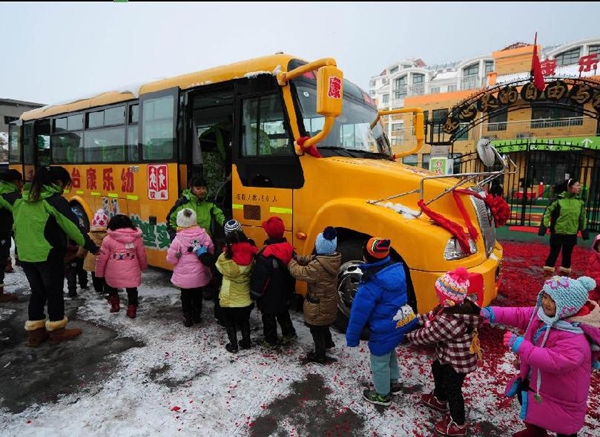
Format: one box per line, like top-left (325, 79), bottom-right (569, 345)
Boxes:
top-left (262, 216), bottom-right (285, 239)
top-left (365, 237), bottom-right (391, 259)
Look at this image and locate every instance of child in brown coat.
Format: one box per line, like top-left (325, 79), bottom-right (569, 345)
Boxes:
top-left (288, 226), bottom-right (341, 364)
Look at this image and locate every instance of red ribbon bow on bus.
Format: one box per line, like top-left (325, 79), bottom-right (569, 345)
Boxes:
top-left (296, 137), bottom-right (322, 158)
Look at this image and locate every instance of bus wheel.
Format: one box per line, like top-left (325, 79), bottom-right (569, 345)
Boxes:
top-left (71, 203), bottom-right (90, 232)
top-left (334, 238), bottom-right (369, 339)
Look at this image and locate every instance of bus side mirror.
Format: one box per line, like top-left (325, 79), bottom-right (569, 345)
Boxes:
top-left (316, 66), bottom-right (343, 118)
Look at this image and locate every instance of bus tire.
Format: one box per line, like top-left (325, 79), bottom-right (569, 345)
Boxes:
top-left (334, 238), bottom-right (369, 339)
top-left (333, 237), bottom-right (417, 340)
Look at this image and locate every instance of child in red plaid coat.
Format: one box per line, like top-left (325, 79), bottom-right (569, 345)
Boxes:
top-left (405, 267), bottom-right (483, 437)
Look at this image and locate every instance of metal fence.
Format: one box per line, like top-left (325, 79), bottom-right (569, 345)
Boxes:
top-left (458, 144), bottom-right (600, 232)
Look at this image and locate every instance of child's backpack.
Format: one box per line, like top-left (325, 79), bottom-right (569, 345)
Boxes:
top-left (250, 249), bottom-right (295, 301)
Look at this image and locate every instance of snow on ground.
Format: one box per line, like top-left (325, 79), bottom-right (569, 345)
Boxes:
top-left (0, 244), bottom-right (599, 436)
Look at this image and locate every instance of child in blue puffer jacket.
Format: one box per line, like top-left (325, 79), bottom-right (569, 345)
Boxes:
top-left (346, 237), bottom-right (418, 407)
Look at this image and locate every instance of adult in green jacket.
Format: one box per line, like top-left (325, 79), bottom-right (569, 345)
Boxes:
top-left (0, 170), bottom-right (23, 303)
top-left (542, 178), bottom-right (588, 277)
top-left (166, 175), bottom-right (226, 241)
top-left (14, 166), bottom-right (98, 347)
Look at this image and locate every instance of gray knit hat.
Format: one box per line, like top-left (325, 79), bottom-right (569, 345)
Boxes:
top-left (224, 219), bottom-right (242, 236)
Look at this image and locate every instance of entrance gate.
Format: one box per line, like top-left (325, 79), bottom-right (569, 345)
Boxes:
top-left (426, 75), bottom-right (600, 232)
top-left (458, 141), bottom-right (600, 232)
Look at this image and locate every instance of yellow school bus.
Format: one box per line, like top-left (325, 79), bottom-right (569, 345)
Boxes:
top-left (8, 54), bottom-right (502, 325)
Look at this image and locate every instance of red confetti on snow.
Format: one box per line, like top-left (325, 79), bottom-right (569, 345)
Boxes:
top-left (170, 406), bottom-right (181, 412)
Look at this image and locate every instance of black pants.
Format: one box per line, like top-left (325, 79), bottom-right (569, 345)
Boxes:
top-left (22, 257), bottom-right (66, 322)
top-left (221, 305), bottom-right (253, 328)
top-left (432, 360), bottom-right (467, 425)
top-left (65, 259), bottom-right (88, 294)
top-left (106, 285), bottom-right (138, 306)
top-left (262, 311), bottom-right (296, 345)
top-left (309, 325), bottom-right (333, 359)
top-left (91, 272), bottom-right (105, 293)
top-left (0, 235), bottom-right (11, 286)
top-left (222, 304), bottom-right (253, 345)
top-left (181, 288), bottom-right (203, 318)
top-left (545, 234), bottom-right (577, 269)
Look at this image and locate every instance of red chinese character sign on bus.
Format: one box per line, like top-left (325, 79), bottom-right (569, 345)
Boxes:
top-left (328, 77), bottom-right (342, 99)
top-left (103, 168), bottom-right (115, 191)
top-left (86, 168), bottom-right (97, 190)
top-left (121, 167), bottom-right (134, 193)
top-left (148, 165), bottom-right (168, 200)
top-left (71, 168), bottom-right (81, 188)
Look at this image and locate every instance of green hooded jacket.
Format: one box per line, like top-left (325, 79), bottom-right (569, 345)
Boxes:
top-left (0, 180), bottom-right (21, 239)
top-left (166, 189), bottom-right (225, 240)
top-left (543, 192), bottom-right (587, 235)
top-left (13, 183), bottom-right (97, 262)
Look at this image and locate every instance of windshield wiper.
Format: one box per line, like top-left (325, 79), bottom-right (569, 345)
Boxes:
top-left (319, 146), bottom-right (390, 160)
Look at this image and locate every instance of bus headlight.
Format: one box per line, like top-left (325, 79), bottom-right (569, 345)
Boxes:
top-left (444, 237), bottom-right (478, 261)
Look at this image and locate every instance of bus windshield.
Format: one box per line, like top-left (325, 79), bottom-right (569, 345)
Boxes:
top-left (293, 78), bottom-right (391, 159)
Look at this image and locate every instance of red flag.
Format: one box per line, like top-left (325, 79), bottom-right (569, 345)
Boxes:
top-left (531, 32), bottom-right (545, 91)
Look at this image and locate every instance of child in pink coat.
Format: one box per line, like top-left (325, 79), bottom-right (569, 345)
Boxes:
top-left (588, 235), bottom-right (600, 301)
top-left (166, 208), bottom-right (214, 327)
top-left (96, 214), bottom-right (148, 319)
top-left (481, 275), bottom-right (599, 437)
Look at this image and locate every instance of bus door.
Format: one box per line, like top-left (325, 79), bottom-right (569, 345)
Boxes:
top-left (232, 77), bottom-right (304, 247)
top-left (7, 121), bottom-right (24, 177)
top-left (186, 84), bottom-right (235, 225)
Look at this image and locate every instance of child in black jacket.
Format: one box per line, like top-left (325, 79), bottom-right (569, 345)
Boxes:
top-left (250, 217), bottom-right (297, 348)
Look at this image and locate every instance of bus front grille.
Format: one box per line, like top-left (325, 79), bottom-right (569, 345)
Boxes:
top-left (471, 195), bottom-right (496, 257)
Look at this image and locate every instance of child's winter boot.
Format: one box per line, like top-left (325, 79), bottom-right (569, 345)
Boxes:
top-left (421, 393), bottom-right (449, 413)
top-left (362, 389), bottom-right (391, 407)
top-left (512, 423), bottom-right (548, 437)
top-left (46, 317), bottom-right (82, 345)
top-left (25, 319), bottom-right (49, 347)
top-left (434, 415), bottom-right (466, 436)
top-left (225, 326), bottom-right (238, 353)
top-left (559, 266), bottom-right (572, 277)
top-left (126, 305), bottom-right (137, 319)
top-left (281, 332), bottom-right (298, 346)
top-left (108, 295), bottom-right (120, 312)
top-left (183, 312), bottom-right (193, 327)
top-left (302, 351), bottom-right (337, 365)
top-left (0, 285), bottom-right (18, 303)
top-left (542, 266), bottom-right (555, 279)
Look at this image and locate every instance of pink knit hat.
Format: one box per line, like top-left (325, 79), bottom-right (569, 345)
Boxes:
top-left (91, 208), bottom-right (109, 229)
top-left (435, 267), bottom-right (470, 307)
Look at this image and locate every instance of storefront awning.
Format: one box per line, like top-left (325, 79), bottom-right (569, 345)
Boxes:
top-left (492, 136), bottom-right (600, 153)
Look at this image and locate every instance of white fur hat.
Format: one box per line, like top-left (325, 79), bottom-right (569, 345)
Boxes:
top-left (177, 208), bottom-right (197, 228)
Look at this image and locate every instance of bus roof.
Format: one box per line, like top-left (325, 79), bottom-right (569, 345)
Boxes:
top-left (21, 54), bottom-right (298, 121)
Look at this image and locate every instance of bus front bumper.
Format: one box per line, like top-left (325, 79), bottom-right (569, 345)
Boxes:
top-left (410, 242), bottom-right (503, 313)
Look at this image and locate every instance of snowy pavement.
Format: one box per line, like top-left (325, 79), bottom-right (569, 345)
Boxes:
top-left (0, 252), bottom-right (598, 437)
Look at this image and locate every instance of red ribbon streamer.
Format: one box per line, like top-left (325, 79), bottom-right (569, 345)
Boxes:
top-left (296, 136), bottom-right (322, 158)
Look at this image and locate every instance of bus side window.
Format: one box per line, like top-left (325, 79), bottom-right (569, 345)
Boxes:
top-left (142, 95), bottom-right (175, 161)
top-left (241, 94), bottom-right (293, 157)
top-left (8, 123), bottom-right (22, 164)
top-left (35, 119), bottom-right (51, 167)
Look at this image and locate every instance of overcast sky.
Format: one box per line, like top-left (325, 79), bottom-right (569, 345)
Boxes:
top-left (2, 2), bottom-right (600, 105)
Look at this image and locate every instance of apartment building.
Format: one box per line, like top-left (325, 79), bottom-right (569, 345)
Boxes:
top-left (370, 38), bottom-right (600, 170)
